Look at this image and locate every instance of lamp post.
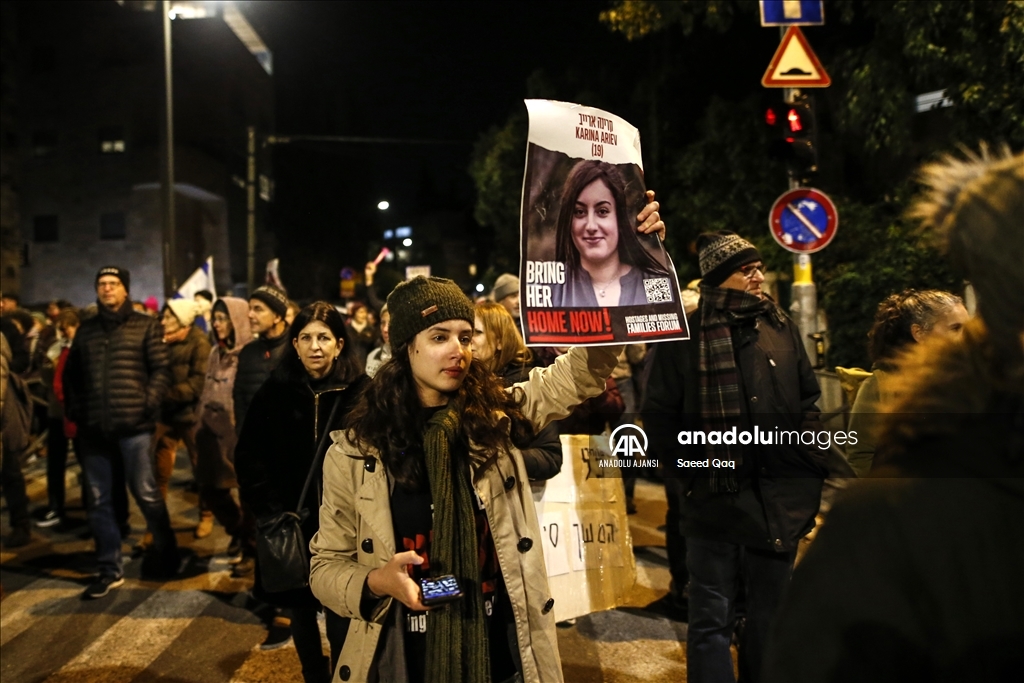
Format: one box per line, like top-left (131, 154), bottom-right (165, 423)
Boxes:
top-left (162, 0), bottom-right (177, 296)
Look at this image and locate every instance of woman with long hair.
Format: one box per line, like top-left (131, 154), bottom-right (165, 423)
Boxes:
top-left (309, 276), bottom-right (622, 683)
top-left (847, 288), bottom-right (968, 475)
top-left (553, 160), bottom-right (673, 307)
top-left (236, 301), bottom-right (368, 683)
top-left (472, 300), bottom-right (562, 480)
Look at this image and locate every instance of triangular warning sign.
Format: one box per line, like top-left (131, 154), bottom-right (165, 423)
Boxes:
top-left (762, 26), bottom-right (831, 87)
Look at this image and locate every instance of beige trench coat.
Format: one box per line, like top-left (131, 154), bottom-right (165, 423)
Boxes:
top-left (309, 345), bottom-right (621, 683)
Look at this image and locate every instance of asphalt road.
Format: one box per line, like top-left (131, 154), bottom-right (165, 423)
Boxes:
top-left (1, 451), bottom-right (696, 683)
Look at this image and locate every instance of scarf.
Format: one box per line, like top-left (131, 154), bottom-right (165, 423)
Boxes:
top-left (163, 326), bottom-right (190, 345)
top-left (422, 402), bottom-right (490, 683)
top-left (698, 284), bottom-right (787, 493)
top-left (97, 298), bottom-right (133, 333)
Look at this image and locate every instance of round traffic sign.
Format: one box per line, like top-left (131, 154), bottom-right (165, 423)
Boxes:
top-left (769, 187), bottom-right (838, 254)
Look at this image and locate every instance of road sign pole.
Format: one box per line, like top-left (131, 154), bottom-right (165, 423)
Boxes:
top-left (778, 28), bottom-right (818, 362)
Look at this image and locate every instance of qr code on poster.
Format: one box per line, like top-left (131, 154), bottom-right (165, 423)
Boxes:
top-left (644, 278), bottom-right (673, 303)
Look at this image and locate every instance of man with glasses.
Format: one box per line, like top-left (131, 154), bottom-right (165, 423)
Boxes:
top-left (63, 266), bottom-right (178, 598)
top-left (642, 231), bottom-right (826, 683)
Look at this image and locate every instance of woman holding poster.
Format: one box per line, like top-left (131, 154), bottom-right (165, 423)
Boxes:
top-left (552, 160), bottom-right (674, 308)
top-left (308, 276), bottom-right (622, 683)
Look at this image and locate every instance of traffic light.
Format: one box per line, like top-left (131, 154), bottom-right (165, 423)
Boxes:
top-left (765, 94), bottom-right (819, 180)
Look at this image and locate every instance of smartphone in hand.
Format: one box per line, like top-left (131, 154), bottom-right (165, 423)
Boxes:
top-left (419, 575), bottom-right (463, 606)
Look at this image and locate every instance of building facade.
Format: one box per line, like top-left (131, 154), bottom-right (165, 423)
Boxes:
top-left (10, 0), bottom-right (274, 306)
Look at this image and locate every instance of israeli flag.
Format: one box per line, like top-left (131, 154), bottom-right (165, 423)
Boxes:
top-left (174, 257), bottom-right (216, 331)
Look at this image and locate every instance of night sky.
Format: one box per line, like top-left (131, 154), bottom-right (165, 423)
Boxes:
top-left (240, 1), bottom-right (781, 294)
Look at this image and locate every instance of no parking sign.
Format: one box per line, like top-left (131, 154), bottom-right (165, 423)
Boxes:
top-left (769, 187), bottom-right (838, 253)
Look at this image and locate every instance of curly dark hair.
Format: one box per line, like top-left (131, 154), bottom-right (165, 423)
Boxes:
top-left (344, 338), bottom-right (536, 492)
top-left (867, 289), bottom-right (964, 363)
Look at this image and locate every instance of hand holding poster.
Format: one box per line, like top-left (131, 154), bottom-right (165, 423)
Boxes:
top-left (520, 100), bottom-right (690, 346)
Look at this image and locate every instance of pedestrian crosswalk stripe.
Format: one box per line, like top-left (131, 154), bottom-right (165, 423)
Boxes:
top-left (43, 590), bottom-right (214, 683)
top-left (0, 577), bottom-right (84, 647)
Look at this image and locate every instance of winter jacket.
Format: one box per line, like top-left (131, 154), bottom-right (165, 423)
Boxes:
top-left (161, 325), bottom-right (211, 425)
top-left (236, 361), bottom-right (368, 609)
top-left (193, 297), bottom-right (253, 489)
top-left (309, 344), bottom-right (621, 683)
top-left (232, 328), bottom-right (289, 434)
top-left (63, 299), bottom-right (170, 436)
top-left (363, 344), bottom-right (390, 379)
top-left (762, 336), bottom-right (1024, 683)
top-left (846, 366), bottom-right (897, 476)
top-left (643, 306), bottom-right (826, 552)
top-left (500, 362), bottom-right (563, 481)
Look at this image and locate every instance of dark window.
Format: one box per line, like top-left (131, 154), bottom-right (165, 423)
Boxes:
top-left (33, 215), bottom-right (58, 243)
top-left (98, 126), bottom-right (125, 154)
top-left (32, 130), bottom-right (57, 157)
top-left (100, 212), bottom-right (127, 240)
top-left (31, 45), bottom-right (55, 73)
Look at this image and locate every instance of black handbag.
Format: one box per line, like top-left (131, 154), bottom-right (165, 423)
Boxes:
top-left (255, 397), bottom-right (342, 593)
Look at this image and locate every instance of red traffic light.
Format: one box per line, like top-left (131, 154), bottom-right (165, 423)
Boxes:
top-left (765, 108), bottom-right (778, 126)
top-left (787, 108), bottom-right (803, 132)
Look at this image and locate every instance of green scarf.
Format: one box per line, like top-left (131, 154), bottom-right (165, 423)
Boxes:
top-left (423, 402), bottom-right (490, 683)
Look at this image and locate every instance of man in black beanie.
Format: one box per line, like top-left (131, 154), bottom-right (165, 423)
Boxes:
top-left (63, 266), bottom-right (178, 598)
top-left (234, 285), bottom-right (289, 435)
top-left (228, 284), bottom-right (290, 584)
top-left (642, 231), bottom-right (826, 683)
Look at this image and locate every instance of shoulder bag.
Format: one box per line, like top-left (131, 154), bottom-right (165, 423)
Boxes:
top-left (255, 395), bottom-right (342, 593)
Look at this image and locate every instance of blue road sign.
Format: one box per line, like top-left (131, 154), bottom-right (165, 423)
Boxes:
top-left (760, 0), bottom-right (824, 26)
top-left (769, 188), bottom-right (838, 254)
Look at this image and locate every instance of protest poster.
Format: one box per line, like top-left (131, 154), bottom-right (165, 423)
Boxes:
top-left (519, 100), bottom-right (690, 346)
top-left (531, 434), bottom-right (636, 622)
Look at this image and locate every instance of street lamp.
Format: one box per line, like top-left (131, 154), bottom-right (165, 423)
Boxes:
top-left (377, 200), bottom-right (390, 211)
top-left (162, 0), bottom-right (177, 296)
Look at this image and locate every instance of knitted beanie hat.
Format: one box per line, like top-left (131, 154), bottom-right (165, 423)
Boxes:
top-left (250, 285), bottom-right (289, 318)
top-left (697, 231), bottom-right (761, 287)
top-left (492, 273), bottom-right (520, 303)
top-left (96, 266), bottom-right (130, 292)
top-left (165, 299), bottom-right (198, 327)
top-left (387, 276), bottom-right (474, 348)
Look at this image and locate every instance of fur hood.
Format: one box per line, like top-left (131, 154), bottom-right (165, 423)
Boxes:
top-left (878, 322), bottom-right (1024, 490)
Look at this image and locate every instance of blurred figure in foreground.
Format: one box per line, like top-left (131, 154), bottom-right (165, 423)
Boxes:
top-left (763, 148), bottom-right (1024, 683)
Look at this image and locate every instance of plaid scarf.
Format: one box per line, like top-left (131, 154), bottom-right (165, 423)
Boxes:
top-left (423, 402), bottom-right (490, 683)
top-left (698, 284), bottom-right (786, 493)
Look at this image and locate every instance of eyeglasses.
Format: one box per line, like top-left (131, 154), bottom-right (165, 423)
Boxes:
top-left (738, 263), bottom-right (765, 279)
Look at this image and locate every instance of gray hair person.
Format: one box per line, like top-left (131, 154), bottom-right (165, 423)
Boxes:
top-left (847, 288), bottom-right (969, 476)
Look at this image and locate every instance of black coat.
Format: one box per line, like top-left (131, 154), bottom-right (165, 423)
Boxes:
top-left (235, 364), bottom-right (368, 607)
top-left (643, 305), bottom-right (826, 551)
top-left (232, 330), bottom-right (289, 434)
top-left (763, 338), bottom-right (1024, 683)
top-left (63, 300), bottom-right (170, 436)
top-left (500, 362), bottom-right (563, 481)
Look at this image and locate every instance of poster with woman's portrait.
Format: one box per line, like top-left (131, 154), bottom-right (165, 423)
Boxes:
top-left (519, 99), bottom-right (689, 346)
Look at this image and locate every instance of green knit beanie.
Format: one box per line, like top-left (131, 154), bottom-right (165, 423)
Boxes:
top-left (386, 276), bottom-right (474, 348)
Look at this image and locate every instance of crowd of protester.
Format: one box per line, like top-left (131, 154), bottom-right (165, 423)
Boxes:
top-left (0, 148), bottom-right (1020, 682)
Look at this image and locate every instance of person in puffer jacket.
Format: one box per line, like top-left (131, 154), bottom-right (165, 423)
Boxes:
top-left (63, 266), bottom-right (178, 599)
